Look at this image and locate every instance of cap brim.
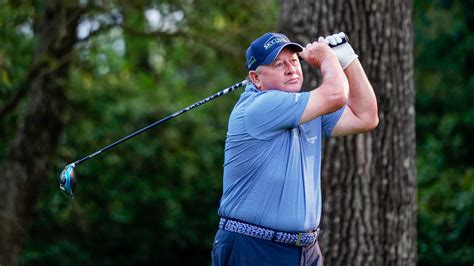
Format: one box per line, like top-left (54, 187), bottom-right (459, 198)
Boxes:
top-left (261, 43), bottom-right (304, 66)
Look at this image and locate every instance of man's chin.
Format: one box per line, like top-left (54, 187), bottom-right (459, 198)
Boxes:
top-left (283, 85), bottom-right (302, 93)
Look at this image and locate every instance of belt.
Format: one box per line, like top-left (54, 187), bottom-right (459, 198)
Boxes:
top-left (219, 218), bottom-right (319, 247)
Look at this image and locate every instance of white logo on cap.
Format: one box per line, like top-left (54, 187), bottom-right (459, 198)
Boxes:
top-left (263, 35), bottom-right (288, 50)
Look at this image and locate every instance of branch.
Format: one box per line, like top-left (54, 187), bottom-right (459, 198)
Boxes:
top-left (76, 4), bottom-right (187, 44)
top-left (0, 50), bottom-right (75, 121)
top-left (188, 31), bottom-right (242, 58)
top-left (78, 3), bottom-right (243, 57)
top-left (0, 87), bottom-right (28, 119)
top-left (0, 60), bottom-right (43, 120)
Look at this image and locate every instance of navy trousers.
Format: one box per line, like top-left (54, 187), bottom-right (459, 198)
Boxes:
top-left (211, 229), bottom-right (323, 266)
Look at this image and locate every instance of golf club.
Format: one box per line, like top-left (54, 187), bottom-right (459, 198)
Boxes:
top-left (59, 79), bottom-right (249, 198)
top-left (59, 35), bottom-right (349, 198)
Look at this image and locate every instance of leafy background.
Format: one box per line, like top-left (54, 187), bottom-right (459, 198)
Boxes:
top-left (0, 0), bottom-right (472, 265)
top-left (414, 0), bottom-right (474, 265)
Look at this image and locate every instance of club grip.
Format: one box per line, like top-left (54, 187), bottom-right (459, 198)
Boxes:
top-left (328, 36), bottom-right (348, 48)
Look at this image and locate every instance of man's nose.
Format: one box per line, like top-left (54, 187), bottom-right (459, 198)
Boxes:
top-left (285, 62), bottom-right (296, 74)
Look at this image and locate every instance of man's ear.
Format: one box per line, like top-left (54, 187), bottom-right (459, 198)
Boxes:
top-left (248, 71), bottom-right (261, 89)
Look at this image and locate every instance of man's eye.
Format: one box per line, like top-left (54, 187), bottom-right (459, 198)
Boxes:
top-left (274, 62), bottom-right (284, 68)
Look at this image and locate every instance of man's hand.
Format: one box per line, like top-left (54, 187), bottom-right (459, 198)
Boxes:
top-left (323, 32), bottom-right (358, 69)
top-left (298, 37), bottom-right (339, 68)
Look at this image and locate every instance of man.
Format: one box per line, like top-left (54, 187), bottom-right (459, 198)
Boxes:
top-left (212, 32), bottom-right (378, 266)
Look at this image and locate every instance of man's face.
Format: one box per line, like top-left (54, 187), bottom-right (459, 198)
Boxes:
top-left (250, 48), bottom-right (304, 92)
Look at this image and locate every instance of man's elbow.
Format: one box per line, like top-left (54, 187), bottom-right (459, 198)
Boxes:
top-left (367, 114), bottom-right (379, 130)
top-left (360, 112), bottom-right (379, 132)
top-left (368, 103), bottom-right (379, 130)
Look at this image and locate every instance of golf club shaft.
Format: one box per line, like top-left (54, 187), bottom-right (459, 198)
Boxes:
top-left (72, 80), bottom-right (248, 166)
top-left (69, 37), bottom-right (348, 166)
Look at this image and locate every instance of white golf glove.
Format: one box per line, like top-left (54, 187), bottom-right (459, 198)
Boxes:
top-left (323, 32), bottom-right (358, 69)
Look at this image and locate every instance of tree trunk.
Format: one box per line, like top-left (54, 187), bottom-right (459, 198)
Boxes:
top-left (280, 1), bottom-right (416, 265)
top-left (0, 1), bottom-right (81, 265)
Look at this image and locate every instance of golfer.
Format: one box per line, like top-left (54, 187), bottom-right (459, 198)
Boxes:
top-left (212, 32), bottom-right (378, 265)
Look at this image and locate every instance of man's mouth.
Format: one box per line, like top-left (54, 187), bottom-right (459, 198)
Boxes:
top-left (285, 77), bottom-right (299, 84)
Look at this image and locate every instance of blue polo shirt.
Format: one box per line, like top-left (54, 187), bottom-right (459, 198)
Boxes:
top-left (217, 83), bottom-right (344, 232)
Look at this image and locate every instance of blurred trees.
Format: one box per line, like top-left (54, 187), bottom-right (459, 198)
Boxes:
top-left (1, 1), bottom-right (82, 264)
top-left (414, 0), bottom-right (474, 265)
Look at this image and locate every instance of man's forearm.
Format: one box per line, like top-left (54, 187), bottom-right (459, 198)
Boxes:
top-left (344, 59), bottom-right (378, 124)
top-left (320, 53), bottom-right (349, 96)
top-left (299, 44), bottom-right (349, 124)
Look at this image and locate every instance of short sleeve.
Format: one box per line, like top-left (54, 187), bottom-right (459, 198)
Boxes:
top-left (321, 105), bottom-right (345, 137)
top-left (244, 90), bottom-right (309, 139)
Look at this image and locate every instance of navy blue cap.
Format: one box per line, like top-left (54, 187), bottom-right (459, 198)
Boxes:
top-left (245, 33), bottom-right (303, 71)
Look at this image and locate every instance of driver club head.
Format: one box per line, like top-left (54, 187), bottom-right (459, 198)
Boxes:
top-left (59, 163), bottom-right (77, 198)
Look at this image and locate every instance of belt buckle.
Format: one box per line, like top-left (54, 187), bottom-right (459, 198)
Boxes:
top-left (295, 233), bottom-right (304, 246)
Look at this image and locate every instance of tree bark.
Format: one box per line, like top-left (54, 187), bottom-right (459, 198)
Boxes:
top-left (0, 1), bottom-right (81, 265)
top-left (280, 1), bottom-right (416, 265)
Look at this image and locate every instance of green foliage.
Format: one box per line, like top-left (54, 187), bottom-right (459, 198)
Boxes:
top-left (418, 168), bottom-right (474, 265)
top-left (414, 0), bottom-right (474, 264)
top-left (0, 3), bottom-right (35, 155)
